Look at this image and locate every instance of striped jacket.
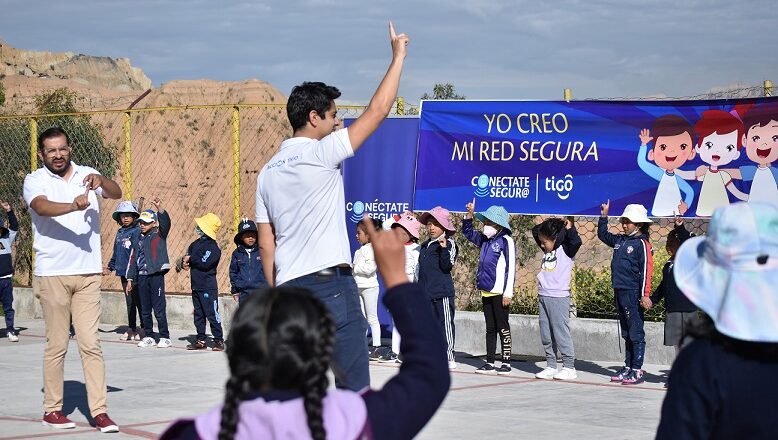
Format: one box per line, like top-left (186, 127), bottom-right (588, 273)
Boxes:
top-left (462, 218), bottom-right (516, 298)
top-left (597, 217), bottom-right (653, 296)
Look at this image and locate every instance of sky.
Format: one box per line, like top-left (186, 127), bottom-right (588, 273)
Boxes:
top-left (2, 0), bottom-right (776, 105)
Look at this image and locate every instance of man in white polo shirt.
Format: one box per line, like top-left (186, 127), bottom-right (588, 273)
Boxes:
top-left (23, 127), bottom-right (122, 433)
top-left (256, 22), bottom-right (410, 391)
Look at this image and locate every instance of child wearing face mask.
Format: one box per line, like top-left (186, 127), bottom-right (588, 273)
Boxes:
top-left (462, 200), bottom-right (516, 375)
top-left (531, 216), bottom-right (582, 380)
top-left (598, 200), bottom-right (654, 385)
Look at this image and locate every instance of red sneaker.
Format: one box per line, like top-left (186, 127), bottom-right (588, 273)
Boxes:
top-left (42, 411), bottom-right (76, 429)
top-left (93, 413), bottom-right (119, 433)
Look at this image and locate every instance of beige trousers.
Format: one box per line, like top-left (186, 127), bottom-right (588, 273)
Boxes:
top-left (34, 274), bottom-right (107, 417)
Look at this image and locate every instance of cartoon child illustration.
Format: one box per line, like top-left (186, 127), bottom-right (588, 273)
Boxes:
top-left (637, 115), bottom-right (697, 216)
top-left (690, 110), bottom-right (749, 216)
top-left (730, 102), bottom-right (778, 206)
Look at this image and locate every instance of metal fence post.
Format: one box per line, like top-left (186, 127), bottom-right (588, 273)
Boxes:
top-left (396, 96), bottom-right (405, 115)
top-left (29, 117), bottom-right (38, 171)
top-left (765, 80), bottom-right (774, 97)
top-left (123, 111), bottom-right (133, 200)
top-left (232, 106), bottom-right (241, 230)
top-left (564, 88), bottom-right (573, 102)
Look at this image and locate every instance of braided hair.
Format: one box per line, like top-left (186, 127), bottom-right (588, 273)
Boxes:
top-left (217, 287), bottom-right (336, 440)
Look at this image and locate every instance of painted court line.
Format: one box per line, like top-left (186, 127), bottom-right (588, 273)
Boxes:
top-left (0, 416), bottom-right (162, 440)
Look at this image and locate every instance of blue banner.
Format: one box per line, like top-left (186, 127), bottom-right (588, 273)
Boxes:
top-left (415, 98), bottom-right (778, 217)
top-left (343, 117), bottom-right (419, 334)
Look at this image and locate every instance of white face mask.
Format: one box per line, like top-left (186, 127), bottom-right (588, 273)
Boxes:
top-left (483, 225), bottom-right (498, 238)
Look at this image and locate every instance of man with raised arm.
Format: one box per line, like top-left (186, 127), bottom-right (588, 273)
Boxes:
top-left (255, 22), bottom-right (410, 391)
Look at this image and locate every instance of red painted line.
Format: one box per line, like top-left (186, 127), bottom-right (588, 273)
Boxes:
top-left (450, 378), bottom-right (534, 391)
top-left (0, 416), bottom-right (163, 439)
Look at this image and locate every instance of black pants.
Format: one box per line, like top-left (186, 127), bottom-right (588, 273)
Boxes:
top-left (137, 273), bottom-right (169, 339)
top-left (482, 295), bottom-right (512, 363)
top-left (192, 290), bottom-right (223, 341)
top-left (431, 297), bottom-right (456, 362)
top-left (0, 278), bottom-right (14, 333)
top-left (120, 276), bottom-right (141, 331)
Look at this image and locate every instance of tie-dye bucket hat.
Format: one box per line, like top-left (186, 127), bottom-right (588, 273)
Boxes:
top-left (674, 202), bottom-right (778, 342)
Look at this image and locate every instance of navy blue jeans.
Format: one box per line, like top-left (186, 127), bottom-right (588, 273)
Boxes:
top-left (0, 278), bottom-right (14, 333)
top-left (192, 290), bottom-right (223, 341)
top-left (283, 271), bottom-right (369, 391)
top-left (615, 289), bottom-right (645, 369)
top-left (137, 273), bottom-right (170, 339)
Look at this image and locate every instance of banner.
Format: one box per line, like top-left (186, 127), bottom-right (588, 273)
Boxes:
top-left (414, 98), bottom-right (778, 217)
top-left (343, 117), bottom-right (419, 333)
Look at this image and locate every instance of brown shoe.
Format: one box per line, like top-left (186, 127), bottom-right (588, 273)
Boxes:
top-left (212, 340), bottom-right (225, 352)
top-left (42, 411), bottom-right (76, 429)
top-left (187, 340), bottom-right (207, 350)
top-left (93, 413), bottom-right (119, 433)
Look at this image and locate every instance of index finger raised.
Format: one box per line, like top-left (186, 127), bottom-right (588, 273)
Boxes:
top-left (389, 21), bottom-right (397, 39)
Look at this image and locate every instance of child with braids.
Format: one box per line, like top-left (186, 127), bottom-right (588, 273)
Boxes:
top-left (160, 217), bottom-right (451, 440)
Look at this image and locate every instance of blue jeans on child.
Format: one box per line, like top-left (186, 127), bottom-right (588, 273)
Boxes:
top-left (0, 278), bottom-right (15, 334)
top-left (615, 289), bottom-right (645, 369)
top-left (192, 290), bottom-right (223, 341)
top-left (283, 268), bottom-right (369, 392)
top-left (137, 273), bottom-right (170, 339)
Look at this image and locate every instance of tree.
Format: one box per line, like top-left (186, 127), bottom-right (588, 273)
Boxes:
top-left (421, 83), bottom-right (466, 100)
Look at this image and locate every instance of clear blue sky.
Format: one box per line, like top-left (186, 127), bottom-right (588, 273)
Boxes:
top-left (2, 0), bottom-right (776, 104)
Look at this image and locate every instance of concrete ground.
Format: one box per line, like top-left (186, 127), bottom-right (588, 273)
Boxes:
top-left (0, 318), bottom-right (670, 439)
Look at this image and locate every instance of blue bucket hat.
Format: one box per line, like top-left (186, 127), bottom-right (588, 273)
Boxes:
top-left (674, 202), bottom-right (778, 343)
top-left (112, 200), bottom-right (140, 223)
top-left (475, 205), bottom-right (511, 231)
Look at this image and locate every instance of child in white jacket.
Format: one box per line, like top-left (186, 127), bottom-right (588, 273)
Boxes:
top-left (353, 218), bottom-right (382, 359)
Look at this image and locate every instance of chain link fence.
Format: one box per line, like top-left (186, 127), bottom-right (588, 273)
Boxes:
top-left (0, 83), bottom-right (771, 321)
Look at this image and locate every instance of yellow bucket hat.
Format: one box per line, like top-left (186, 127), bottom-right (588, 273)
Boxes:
top-left (195, 213), bottom-right (222, 240)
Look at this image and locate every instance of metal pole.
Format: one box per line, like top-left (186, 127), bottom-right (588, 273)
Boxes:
top-left (396, 97), bottom-right (405, 115)
top-left (232, 106), bottom-right (241, 231)
top-left (765, 80), bottom-right (774, 97)
top-left (564, 88), bottom-right (573, 102)
top-left (123, 112), bottom-right (133, 200)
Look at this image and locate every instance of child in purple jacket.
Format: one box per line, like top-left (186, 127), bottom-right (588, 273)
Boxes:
top-left (159, 218), bottom-right (450, 440)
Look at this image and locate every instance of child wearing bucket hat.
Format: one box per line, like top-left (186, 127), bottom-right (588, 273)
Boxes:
top-left (126, 197), bottom-right (173, 348)
top-left (597, 200), bottom-right (654, 385)
top-left (106, 200), bottom-right (142, 341)
top-left (656, 202), bottom-right (778, 439)
top-left (229, 218), bottom-right (267, 304)
top-left (378, 212), bottom-right (421, 363)
top-left (418, 206), bottom-right (459, 369)
top-left (462, 200), bottom-right (516, 375)
top-left (183, 213), bottom-right (224, 351)
top-left (531, 216), bottom-right (582, 380)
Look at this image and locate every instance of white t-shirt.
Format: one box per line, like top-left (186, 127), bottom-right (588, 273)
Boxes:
top-left (23, 162), bottom-right (105, 276)
top-left (652, 172), bottom-right (682, 216)
top-left (256, 129), bottom-right (355, 285)
top-left (748, 166), bottom-right (778, 205)
top-left (696, 169), bottom-right (732, 216)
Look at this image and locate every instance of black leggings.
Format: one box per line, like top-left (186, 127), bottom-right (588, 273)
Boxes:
top-left (482, 295), bottom-right (512, 363)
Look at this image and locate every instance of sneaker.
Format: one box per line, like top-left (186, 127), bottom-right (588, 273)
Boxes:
top-left (496, 364), bottom-right (512, 375)
top-left (137, 337), bottom-right (156, 348)
top-left (212, 340), bottom-right (225, 352)
top-left (395, 354), bottom-right (403, 364)
top-left (448, 360), bottom-right (458, 370)
top-left (621, 369), bottom-right (645, 385)
top-left (377, 351), bottom-right (398, 363)
top-left (368, 347), bottom-right (382, 361)
top-left (156, 338), bottom-right (172, 348)
top-left (187, 340), bottom-right (207, 350)
top-left (553, 367), bottom-right (578, 381)
top-left (535, 367), bottom-right (558, 380)
top-left (475, 363), bottom-right (496, 374)
top-left (8, 332), bottom-right (19, 342)
top-left (42, 411), bottom-right (76, 429)
top-left (610, 366), bottom-right (631, 383)
top-left (93, 413), bottom-right (119, 433)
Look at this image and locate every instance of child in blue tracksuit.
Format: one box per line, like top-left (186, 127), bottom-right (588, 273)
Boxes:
top-left (0, 201), bottom-right (19, 342)
top-left (418, 206), bottom-right (458, 369)
top-left (127, 197), bottom-right (172, 348)
top-left (184, 213), bottom-right (224, 351)
top-left (229, 219), bottom-right (267, 304)
top-left (462, 201), bottom-right (516, 375)
top-left (106, 200), bottom-right (142, 341)
top-left (597, 201), bottom-right (654, 385)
